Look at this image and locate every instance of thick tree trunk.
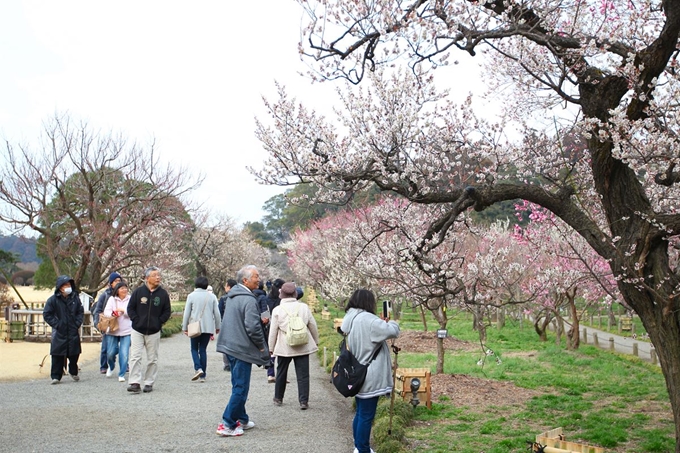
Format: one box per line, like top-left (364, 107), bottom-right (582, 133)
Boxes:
top-left (436, 336), bottom-right (445, 374)
top-left (566, 289), bottom-right (580, 350)
top-left (534, 312), bottom-right (551, 342)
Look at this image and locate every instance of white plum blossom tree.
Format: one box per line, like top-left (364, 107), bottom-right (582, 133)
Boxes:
top-left (253, 1), bottom-right (680, 447)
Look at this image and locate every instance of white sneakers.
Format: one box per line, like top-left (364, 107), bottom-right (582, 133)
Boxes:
top-left (215, 420), bottom-right (254, 437)
top-left (216, 423), bottom-right (244, 437)
top-left (192, 369), bottom-right (203, 381)
top-left (118, 376), bottom-right (126, 382)
top-left (106, 367), bottom-right (113, 377)
top-left (238, 421), bottom-right (255, 430)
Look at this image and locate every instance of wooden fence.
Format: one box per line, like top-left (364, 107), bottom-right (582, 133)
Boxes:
top-left (4, 293), bottom-right (101, 342)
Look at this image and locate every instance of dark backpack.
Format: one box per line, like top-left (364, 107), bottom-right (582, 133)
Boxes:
top-left (331, 336), bottom-right (380, 398)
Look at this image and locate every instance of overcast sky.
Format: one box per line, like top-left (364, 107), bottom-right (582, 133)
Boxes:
top-left (0, 1), bottom-right (339, 225)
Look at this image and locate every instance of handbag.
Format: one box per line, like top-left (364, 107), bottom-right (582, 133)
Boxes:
top-left (97, 314), bottom-right (118, 333)
top-left (331, 315), bottom-right (381, 397)
top-left (187, 295), bottom-right (208, 338)
top-left (332, 337), bottom-right (381, 397)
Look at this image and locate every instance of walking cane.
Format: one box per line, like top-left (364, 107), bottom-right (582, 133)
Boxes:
top-left (388, 342), bottom-right (401, 436)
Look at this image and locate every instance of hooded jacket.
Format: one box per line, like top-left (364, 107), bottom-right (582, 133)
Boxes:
top-left (43, 275), bottom-right (83, 356)
top-left (215, 284), bottom-right (270, 366)
top-left (127, 283), bottom-right (171, 335)
top-left (341, 307), bottom-right (400, 399)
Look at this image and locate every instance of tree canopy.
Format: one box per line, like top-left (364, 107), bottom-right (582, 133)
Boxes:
top-left (253, 1), bottom-right (680, 449)
top-left (0, 114), bottom-right (201, 293)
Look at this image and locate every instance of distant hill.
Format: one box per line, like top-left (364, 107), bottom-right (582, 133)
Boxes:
top-left (0, 236), bottom-right (39, 263)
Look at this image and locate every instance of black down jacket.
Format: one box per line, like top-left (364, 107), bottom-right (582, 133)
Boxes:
top-left (43, 275), bottom-right (83, 356)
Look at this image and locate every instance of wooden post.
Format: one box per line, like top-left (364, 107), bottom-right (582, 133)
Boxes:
top-left (632, 343), bottom-right (638, 357)
top-left (589, 314), bottom-right (593, 326)
top-left (617, 318), bottom-right (622, 334)
top-left (582, 328), bottom-right (588, 344)
top-left (323, 347), bottom-right (327, 368)
top-left (593, 332), bottom-right (599, 346)
top-left (651, 348), bottom-right (657, 365)
top-left (609, 337), bottom-right (615, 351)
top-left (607, 317), bottom-right (612, 330)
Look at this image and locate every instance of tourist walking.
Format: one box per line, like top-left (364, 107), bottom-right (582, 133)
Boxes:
top-left (42, 275), bottom-right (83, 384)
top-left (218, 279), bottom-right (237, 372)
top-left (340, 289), bottom-right (400, 453)
top-left (93, 272), bottom-right (122, 374)
top-left (268, 282), bottom-right (319, 410)
top-left (182, 276), bottom-right (221, 382)
top-left (126, 266), bottom-right (171, 394)
top-left (215, 265), bottom-right (270, 437)
top-left (103, 281), bottom-right (132, 382)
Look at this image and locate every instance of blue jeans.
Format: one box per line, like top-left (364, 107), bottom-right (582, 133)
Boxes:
top-left (190, 333), bottom-right (211, 377)
top-left (99, 334), bottom-right (108, 370)
top-left (353, 396), bottom-right (379, 453)
top-left (222, 355), bottom-right (252, 429)
top-left (106, 335), bottom-right (131, 378)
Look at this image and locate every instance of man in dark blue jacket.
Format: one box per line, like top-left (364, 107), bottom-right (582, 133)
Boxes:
top-left (126, 266), bottom-right (171, 394)
top-left (43, 275), bottom-right (84, 384)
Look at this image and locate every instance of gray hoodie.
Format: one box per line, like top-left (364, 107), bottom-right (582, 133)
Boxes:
top-left (215, 284), bottom-right (270, 366)
top-left (341, 308), bottom-right (400, 399)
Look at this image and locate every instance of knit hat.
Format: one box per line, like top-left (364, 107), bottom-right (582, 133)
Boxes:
top-left (279, 282), bottom-right (297, 299)
top-left (108, 272), bottom-right (122, 285)
top-left (273, 278), bottom-right (285, 289)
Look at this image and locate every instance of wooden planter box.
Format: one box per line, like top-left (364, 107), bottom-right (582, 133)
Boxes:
top-left (395, 367), bottom-right (431, 409)
top-left (0, 319), bottom-right (25, 342)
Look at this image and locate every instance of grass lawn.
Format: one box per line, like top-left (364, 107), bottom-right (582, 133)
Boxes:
top-left (397, 310), bottom-right (673, 453)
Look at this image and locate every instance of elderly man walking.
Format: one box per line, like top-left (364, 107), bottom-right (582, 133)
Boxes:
top-left (215, 265), bottom-right (270, 437)
top-left (126, 266), bottom-right (171, 394)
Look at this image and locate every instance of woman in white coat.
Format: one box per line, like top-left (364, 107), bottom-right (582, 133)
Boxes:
top-left (182, 276), bottom-right (221, 382)
top-left (268, 282), bottom-right (319, 409)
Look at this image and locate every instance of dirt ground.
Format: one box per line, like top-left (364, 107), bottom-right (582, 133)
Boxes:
top-left (396, 330), bottom-right (542, 407)
top-left (0, 338), bottom-right (100, 381)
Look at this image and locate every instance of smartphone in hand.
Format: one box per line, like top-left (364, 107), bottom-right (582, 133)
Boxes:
top-left (382, 300), bottom-right (389, 319)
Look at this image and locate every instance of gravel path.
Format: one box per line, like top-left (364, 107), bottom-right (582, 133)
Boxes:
top-left (0, 333), bottom-right (355, 452)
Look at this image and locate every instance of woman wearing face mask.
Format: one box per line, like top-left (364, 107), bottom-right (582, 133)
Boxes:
top-left (103, 281), bottom-right (132, 382)
top-left (43, 275), bottom-right (84, 385)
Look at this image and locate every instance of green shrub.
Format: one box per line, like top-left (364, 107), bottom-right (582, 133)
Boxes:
top-left (161, 315), bottom-right (183, 338)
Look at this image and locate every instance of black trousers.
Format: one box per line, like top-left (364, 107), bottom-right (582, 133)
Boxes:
top-left (274, 354), bottom-right (310, 403)
top-left (51, 354), bottom-right (79, 380)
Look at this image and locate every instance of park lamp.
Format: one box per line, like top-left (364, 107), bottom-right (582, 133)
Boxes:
top-left (436, 329), bottom-right (447, 339)
top-left (410, 378), bottom-right (421, 408)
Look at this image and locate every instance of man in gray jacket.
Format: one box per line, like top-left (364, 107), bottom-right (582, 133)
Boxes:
top-left (215, 265), bottom-right (270, 437)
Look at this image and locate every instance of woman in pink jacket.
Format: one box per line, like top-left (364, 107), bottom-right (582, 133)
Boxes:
top-left (268, 282), bottom-right (319, 410)
top-left (103, 281), bottom-right (132, 382)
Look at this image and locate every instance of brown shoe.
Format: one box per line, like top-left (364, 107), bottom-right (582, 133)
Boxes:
top-left (300, 402), bottom-right (309, 410)
top-left (273, 398), bottom-right (282, 406)
top-left (143, 385), bottom-right (153, 393)
top-left (127, 383), bottom-right (141, 393)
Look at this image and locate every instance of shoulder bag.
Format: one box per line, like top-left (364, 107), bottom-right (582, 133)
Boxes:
top-left (331, 314), bottom-right (381, 397)
top-left (187, 295), bottom-right (208, 338)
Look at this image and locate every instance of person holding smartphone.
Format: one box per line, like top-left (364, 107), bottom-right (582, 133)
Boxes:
top-left (340, 289), bottom-right (400, 453)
